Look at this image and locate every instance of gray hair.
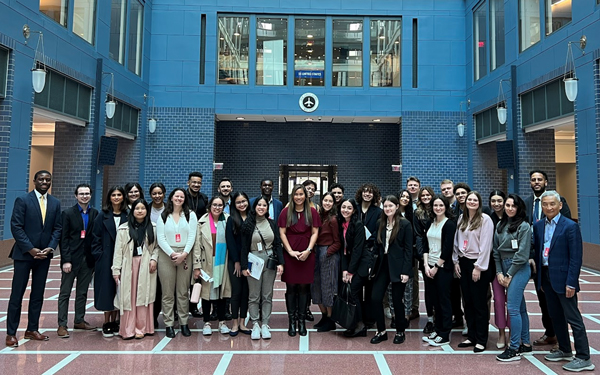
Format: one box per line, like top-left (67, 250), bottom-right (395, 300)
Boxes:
top-left (540, 190), bottom-right (561, 203)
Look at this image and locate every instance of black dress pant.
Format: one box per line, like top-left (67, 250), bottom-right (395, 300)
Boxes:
top-left (542, 267), bottom-right (590, 360)
top-left (451, 277), bottom-right (463, 320)
top-left (431, 267), bottom-right (453, 340)
top-left (228, 261), bottom-right (249, 319)
top-left (347, 273), bottom-right (367, 326)
top-left (370, 255), bottom-right (408, 333)
top-left (533, 270), bottom-right (555, 337)
top-left (7, 258), bottom-right (51, 335)
top-left (459, 257), bottom-right (490, 346)
top-left (202, 299), bottom-right (226, 322)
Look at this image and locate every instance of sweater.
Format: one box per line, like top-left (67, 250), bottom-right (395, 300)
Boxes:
top-left (493, 221), bottom-right (532, 277)
top-left (453, 213), bottom-right (494, 271)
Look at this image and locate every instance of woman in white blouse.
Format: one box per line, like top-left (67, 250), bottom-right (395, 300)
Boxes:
top-left (157, 188), bottom-right (198, 338)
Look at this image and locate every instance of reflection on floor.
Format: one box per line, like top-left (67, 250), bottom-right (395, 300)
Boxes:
top-left (1, 258), bottom-right (599, 374)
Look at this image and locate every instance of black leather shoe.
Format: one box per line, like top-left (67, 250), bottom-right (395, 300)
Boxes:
top-left (458, 340), bottom-right (475, 348)
top-left (225, 312), bottom-right (233, 321)
top-left (191, 309), bottom-right (202, 318)
top-left (393, 332), bottom-right (405, 344)
top-left (390, 320), bottom-right (396, 329)
top-left (370, 331), bottom-right (388, 344)
top-left (180, 324), bottom-right (191, 337)
top-left (165, 327), bottom-right (176, 338)
top-left (305, 309), bottom-right (314, 322)
top-left (209, 312), bottom-right (218, 321)
top-left (317, 318), bottom-right (337, 332)
top-left (348, 326), bottom-right (367, 338)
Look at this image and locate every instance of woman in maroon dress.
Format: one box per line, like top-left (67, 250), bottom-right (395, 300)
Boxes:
top-left (278, 184), bottom-right (321, 337)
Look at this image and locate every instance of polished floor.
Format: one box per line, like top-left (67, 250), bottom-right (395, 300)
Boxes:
top-left (1, 258), bottom-right (599, 374)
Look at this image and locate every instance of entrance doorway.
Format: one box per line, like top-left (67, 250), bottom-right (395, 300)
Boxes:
top-left (279, 164), bottom-right (337, 205)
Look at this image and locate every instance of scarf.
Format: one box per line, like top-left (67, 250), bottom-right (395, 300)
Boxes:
top-left (209, 213), bottom-right (227, 288)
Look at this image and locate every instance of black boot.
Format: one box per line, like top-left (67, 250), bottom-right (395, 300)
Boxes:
top-left (285, 294), bottom-right (297, 337)
top-left (297, 293), bottom-right (308, 336)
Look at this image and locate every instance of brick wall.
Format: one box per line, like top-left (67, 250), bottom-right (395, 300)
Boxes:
top-left (0, 40), bottom-right (15, 238)
top-left (143, 107), bottom-right (215, 195)
top-left (401, 111), bottom-right (468, 193)
top-left (105, 137), bottom-right (141, 191)
top-left (472, 141), bottom-right (508, 196)
top-left (595, 58), bottom-right (600, 235)
top-left (213, 121), bottom-right (401, 201)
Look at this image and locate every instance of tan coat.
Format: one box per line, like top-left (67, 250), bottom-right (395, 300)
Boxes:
top-left (112, 223), bottom-right (158, 313)
top-left (193, 213), bottom-right (231, 300)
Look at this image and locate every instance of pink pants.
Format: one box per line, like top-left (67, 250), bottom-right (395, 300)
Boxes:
top-left (492, 276), bottom-right (510, 329)
top-left (120, 256), bottom-right (154, 338)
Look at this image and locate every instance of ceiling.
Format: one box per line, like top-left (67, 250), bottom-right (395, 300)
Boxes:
top-left (215, 114), bottom-right (401, 124)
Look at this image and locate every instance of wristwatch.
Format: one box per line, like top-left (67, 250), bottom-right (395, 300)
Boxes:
top-left (306, 248), bottom-right (312, 253)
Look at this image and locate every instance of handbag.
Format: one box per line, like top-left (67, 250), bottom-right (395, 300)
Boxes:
top-left (189, 280), bottom-right (202, 304)
top-left (331, 283), bottom-right (358, 330)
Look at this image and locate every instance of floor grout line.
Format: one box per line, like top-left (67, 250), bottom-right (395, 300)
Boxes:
top-left (523, 354), bottom-right (558, 375)
top-left (42, 352), bottom-right (80, 375)
top-left (299, 333), bottom-right (309, 352)
top-left (213, 353), bottom-right (233, 374)
top-left (152, 336), bottom-right (172, 352)
top-left (373, 353), bottom-right (392, 375)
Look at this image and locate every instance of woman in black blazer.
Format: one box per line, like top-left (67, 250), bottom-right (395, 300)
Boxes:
top-left (422, 195), bottom-right (457, 346)
top-left (369, 195), bottom-right (413, 344)
top-left (338, 198), bottom-right (370, 338)
top-left (91, 185), bottom-right (128, 338)
top-left (414, 186), bottom-right (435, 333)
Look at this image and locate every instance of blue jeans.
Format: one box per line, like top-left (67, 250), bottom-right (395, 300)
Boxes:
top-left (501, 258), bottom-right (531, 350)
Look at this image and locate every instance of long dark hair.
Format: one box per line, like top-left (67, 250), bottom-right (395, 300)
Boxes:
top-left (102, 185), bottom-right (127, 213)
top-left (337, 198), bottom-right (359, 244)
top-left (415, 186), bottom-right (435, 221)
top-left (318, 192), bottom-right (337, 223)
top-left (243, 195), bottom-right (271, 235)
top-left (497, 194), bottom-right (527, 234)
top-left (431, 195), bottom-right (454, 221)
top-left (161, 188), bottom-right (191, 223)
top-left (286, 184), bottom-right (312, 227)
top-left (354, 183), bottom-right (382, 207)
top-left (127, 199), bottom-right (155, 245)
top-left (397, 188), bottom-right (414, 223)
top-left (377, 195), bottom-right (407, 245)
top-left (229, 191), bottom-right (250, 235)
top-left (124, 182), bottom-right (145, 204)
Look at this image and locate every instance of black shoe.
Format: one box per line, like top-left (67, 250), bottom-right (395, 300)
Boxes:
top-left (102, 323), bottom-right (114, 338)
top-left (165, 327), bottom-right (176, 338)
top-left (317, 318), bottom-right (337, 332)
top-left (390, 320), bottom-right (396, 329)
top-left (497, 348), bottom-right (521, 362)
top-left (458, 340), bottom-right (475, 348)
top-left (191, 309), bottom-right (202, 318)
top-left (452, 318), bottom-right (464, 328)
top-left (393, 332), bottom-right (406, 344)
top-left (518, 344), bottom-right (533, 355)
top-left (474, 344), bottom-right (486, 353)
top-left (314, 315), bottom-right (327, 329)
top-left (347, 326), bottom-right (368, 338)
top-left (180, 324), bottom-right (191, 337)
top-left (285, 294), bottom-right (298, 337)
top-left (298, 319), bottom-right (307, 336)
top-left (305, 309), bottom-right (314, 322)
top-left (423, 321), bottom-right (435, 334)
top-left (370, 331), bottom-right (388, 344)
top-left (209, 312), bottom-right (218, 321)
top-left (225, 312), bottom-right (233, 321)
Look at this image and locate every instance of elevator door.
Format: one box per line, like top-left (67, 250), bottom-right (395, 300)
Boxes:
top-left (279, 165), bottom-right (337, 206)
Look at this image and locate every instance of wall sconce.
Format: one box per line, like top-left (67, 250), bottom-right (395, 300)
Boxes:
top-left (23, 25), bottom-right (47, 93)
top-left (563, 35), bottom-right (586, 102)
top-left (497, 79), bottom-right (511, 125)
top-left (103, 72), bottom-right (116, 119)
top-left (145, 94), bottom-right (157, 133)
top-left (457, 99), bottom-right (470, 137)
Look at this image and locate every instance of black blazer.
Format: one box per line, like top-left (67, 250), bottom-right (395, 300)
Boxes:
top-left (91, 209), bottom-right (128, 262)
top-left (413, 212), bottom-right (432, 260)
top-left (423, 219), bottom-right (457, 270)
top-left (524, 193), bottom-right (571, 224)
top-left (373, 218), bottom-right (413, 282)
top-left (187, 190), bottom-right (209, 219)
top-left (10, 191), bottom-right (62, 260)
top-left (340, 220), bottom-right (368, 277)
top-left (226, 216), bottom-right (244, 264)
top-left (60, 204), bottom-right (99, 268)
top-left (240, 218), bottom-right (285, 270)
top-left (360, 205), bottom-right (382, 244)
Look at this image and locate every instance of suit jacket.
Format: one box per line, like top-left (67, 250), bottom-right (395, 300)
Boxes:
top-left (360, 204), bottom-right (382, 244)
top-left (524, 193), bottom-right (571, 224)
top-left (10, 191), bottom-right (62, 260)
top-left (250, 196), bottom-right (283, 223)
top-left (91, 209), bottom-right (128, 262)
top-left (340, 220), bottom-right (369, 277)
top-left (373, 218), bottom-right (414, 282)
top-left (533, 215), bottom-right (582, 293)
top-left (60, 204), bottom-right (99, 268)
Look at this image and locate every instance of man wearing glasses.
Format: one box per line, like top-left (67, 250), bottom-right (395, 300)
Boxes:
top-left (57, 184), bottom-right (98, 338)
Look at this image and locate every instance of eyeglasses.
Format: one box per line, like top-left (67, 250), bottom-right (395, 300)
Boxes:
top-left (212, 204), bottom-right (224, 208)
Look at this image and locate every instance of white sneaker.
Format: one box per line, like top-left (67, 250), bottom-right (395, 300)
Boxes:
top-left (203, 323), bottom-right (212, 336)
top-left (429, 336), bottom-right (450, 347)
top-left (261, 324), bottom-right (271, 340)
top-left (219, 322), bottom-right (230, 334)
top-left (422, 332), bottom-right (438, 343)
top-left (251, 323), bottom-right (261, 340)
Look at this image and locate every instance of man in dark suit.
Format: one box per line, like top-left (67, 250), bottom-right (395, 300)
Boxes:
top-left (533, 190), bottom-right (594, 372)
top-left (524, 170), bottom-right (571, 348)
top-left (6, 170), bottom-right (62, 347)
top-left (250, 179), bottom-right (283, 223)
top-left (57, 184), bottom-right (99, 338)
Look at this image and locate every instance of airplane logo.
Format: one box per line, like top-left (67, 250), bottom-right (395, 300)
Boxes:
top-left (303, 97), bottom-right (314, 108)
top-left (299, 93), bottom-right (319, 113)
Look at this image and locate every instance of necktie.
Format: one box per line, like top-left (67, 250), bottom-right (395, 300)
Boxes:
top-left (533, 198), bottom-right (540, 222)
top-left (40, 196), bottom-right (46, 224)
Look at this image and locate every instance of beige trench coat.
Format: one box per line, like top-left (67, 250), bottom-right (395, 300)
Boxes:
top-left (112, 223), bottom-right (158, 313)
top-left (193, 213), bottom-right (231, 300)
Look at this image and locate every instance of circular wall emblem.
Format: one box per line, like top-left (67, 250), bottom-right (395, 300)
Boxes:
top-left (299, 93), bottom-right (319, 113)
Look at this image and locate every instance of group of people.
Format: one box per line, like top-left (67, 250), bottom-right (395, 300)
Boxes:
top-left (4, 169), bottom-right (594, 372)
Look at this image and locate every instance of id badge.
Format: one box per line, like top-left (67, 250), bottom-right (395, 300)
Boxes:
top-left (543, 241), bottom-right (550, 258)
top-left (257, 242), bottom-right (263, 251)
top-left (511, 239), bottom-right (518, 249)
top-left (136, 246), bottom-right (143, 256)
top-left (80, 230), bottom-right (86, 239)
top-left (463, 240), bottom-right (468, 250)
top-left (175, 234), bottom-right (181, 243)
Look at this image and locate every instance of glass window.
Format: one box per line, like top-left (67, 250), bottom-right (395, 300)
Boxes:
top-left (370, 19), bottom-right (401, 87)
top-left (545, 0), bottom-right (571, 36)
top-left (0, 47), bottom-right (8, 99)
top-left (218, 16), bottom-right (250, 85)
top-left (109, 0), bottom-right (127, 65)
top-left (519, 0), bottom-right (540, 51)
top-left (332, 20), bottom-right (363, 87)
top-left (473, 2), bottom-right (487, 81)
top-left (106, 100), bottom-right (138, 136)
top-left (73, 0), bottom-right (96, 44)
top-left (475, 106), bottom-right (504, 141)
top-left (127, 0), bottom-right (143, 76)
top-left (490, 0), bottom-right (505, 71)
top-left (34, 70), bottom-right (91, 121)
top-left (520, 78), bottom-right (574, 128)
top-left (256, 17), bottom-right (287, 86)
top-left (40, 0), bottom-right (68, 27)
top-left (295, 18), bottom-right (325, 87)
